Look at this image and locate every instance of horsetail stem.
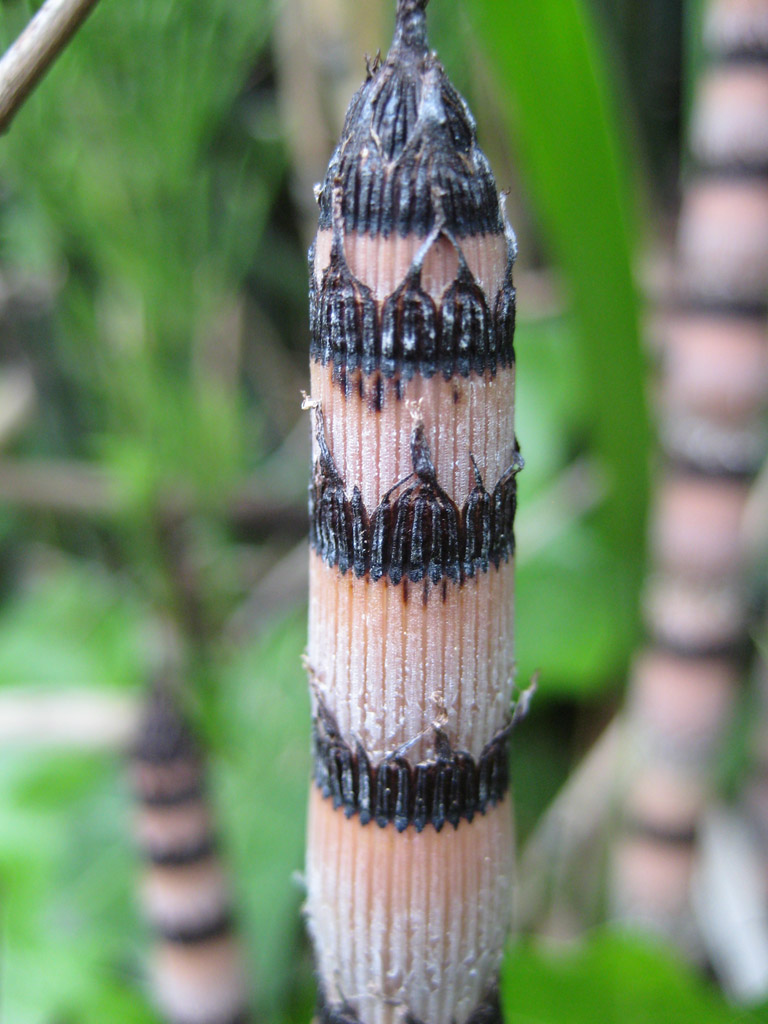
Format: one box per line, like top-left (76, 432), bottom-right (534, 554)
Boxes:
top-left (612, 0), bottom-right (768, 949)
top-left (131, 685), bottom-right (251, 1024)
top-left (304, 2), bottom-right (521, 1021)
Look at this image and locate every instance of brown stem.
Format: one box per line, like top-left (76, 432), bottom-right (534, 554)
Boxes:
top-left (0, 0), bottom-right (102, 134)
top-left (611, 0), bottom-right (768, 956)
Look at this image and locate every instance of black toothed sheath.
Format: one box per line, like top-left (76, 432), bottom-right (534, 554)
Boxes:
top-left (303, 3), bottom-right (520, 1022)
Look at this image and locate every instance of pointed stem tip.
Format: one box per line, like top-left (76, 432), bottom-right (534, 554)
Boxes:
top-left (394, 0), bottom-right (429, 53)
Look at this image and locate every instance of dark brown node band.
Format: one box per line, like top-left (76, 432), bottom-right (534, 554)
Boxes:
top-left (312, 706), bottom-right (512, 833)
top-left (138, 781), bottom-right (206, 807)
top-left (648, 627), bottom-right (750, 664)
top-left (309, 240), bottom-right (515, 381)
top-left (691, 160), bottom-right (768, 179)
top-left (158, 912), bottom-right (235, 946)
top-left (664, 451), bottom-right (763, 482)
top-left (131, 688), bottom-right (207, 806)
top-left (671, 294), bottom-right (768, 319)
top-left (709, 47), bottom-right (768, 66)
top-left (623, 816), bottom-right (698, 848)
top-left (133, 685), bottom-right (202, 766)
top-left (317, 985), bottom-right (503, 1024)
top-left (309, 414), bottom-right (521, 585)
top-left (145, 836), bottom-right (218, 867)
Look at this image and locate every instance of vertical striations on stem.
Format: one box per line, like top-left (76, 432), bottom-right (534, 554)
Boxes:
top-left (304, 3), bottom-right (521, 1022)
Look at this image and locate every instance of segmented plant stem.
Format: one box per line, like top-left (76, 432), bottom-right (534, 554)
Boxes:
top-left (304, 2), bottom-right (520, 1021)
top-left (612, 0), bottom-right (768, 952)
top-left (130, 685), bottom-right (251, 1024)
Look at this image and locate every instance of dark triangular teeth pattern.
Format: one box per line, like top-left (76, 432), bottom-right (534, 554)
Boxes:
top-left (309, 456), bottom-right (518, 585)
top-left (307, 0), bottom-right (516, 1019)
top-left (315, 38), bottom-right (502, 241)
top-left (310, 249), bottom-right (516, 380)
top-left (319, 137), bottom-right (502, 240)
top-left (312, 721), bottom-right (511, 832)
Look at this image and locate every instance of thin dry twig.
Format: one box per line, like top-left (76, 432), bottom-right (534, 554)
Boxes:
top-left (0, 457), bottom-right (118, 514)
top-left (0, 456), bottom-right (307, 540)
top-left (0, 0), bottom-right (102, 134)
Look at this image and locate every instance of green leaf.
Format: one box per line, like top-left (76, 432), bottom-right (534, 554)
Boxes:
top-left (468, 0), bottom-right (650, 608)
top-left (0, 0), bottom-right (281, 498)
top-left (517, 524), bottom-right (635, 695)
top-left (0, 559), bottom-right (147, 690)
top-left (0, 751), bottom-right (158, 1024)
top-left (502, 932), bottom-right (756, 1024)
top-left (214, 610), bottom-right (314, 1020)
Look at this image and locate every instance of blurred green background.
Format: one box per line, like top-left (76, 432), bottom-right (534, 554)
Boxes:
top-left (0, 0), bottom-right (759, 1021)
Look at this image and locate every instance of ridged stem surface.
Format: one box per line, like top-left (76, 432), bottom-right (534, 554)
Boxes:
top-left (304, 3), bottom-right (518, 1020)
